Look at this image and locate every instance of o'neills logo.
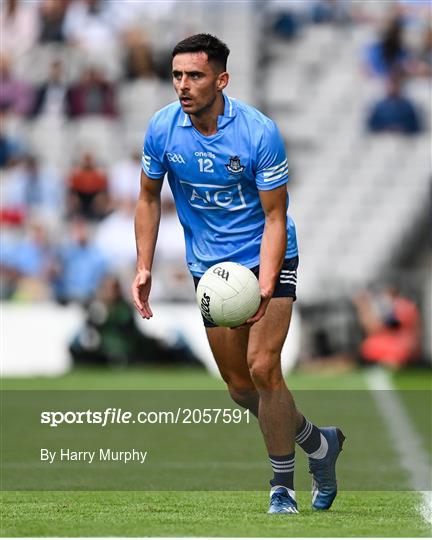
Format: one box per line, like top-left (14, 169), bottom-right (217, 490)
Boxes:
top-left (201, 292), bottom-right (214, 323)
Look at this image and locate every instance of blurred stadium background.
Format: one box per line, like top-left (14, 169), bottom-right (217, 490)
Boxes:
top-left (1, 0), bottom-right (431, 377)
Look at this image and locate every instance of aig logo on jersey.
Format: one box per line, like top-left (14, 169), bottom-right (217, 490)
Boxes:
top-left (166, 152), bottom-right (186, 164)
top-left (180, 180), bottom-right (247, 211)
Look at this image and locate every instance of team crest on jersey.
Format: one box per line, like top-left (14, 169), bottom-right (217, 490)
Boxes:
top-left (225, 156), bottom-right (245, 174)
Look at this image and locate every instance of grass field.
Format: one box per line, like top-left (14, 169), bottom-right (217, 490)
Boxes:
top-left (1, 366), bottom-right (431, 537)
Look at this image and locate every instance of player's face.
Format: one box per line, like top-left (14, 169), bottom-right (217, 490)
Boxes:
top-left (172, 52), bottom-right (228, 116)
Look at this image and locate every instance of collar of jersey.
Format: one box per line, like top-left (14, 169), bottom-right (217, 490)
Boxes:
top-left (177, 94), bottom-right (236, 129)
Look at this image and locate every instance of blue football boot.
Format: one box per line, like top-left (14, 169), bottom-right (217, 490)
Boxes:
top-left (268, 486), bottom-right (299, 514)
top-left (309, 427), bottom-right (345, 510)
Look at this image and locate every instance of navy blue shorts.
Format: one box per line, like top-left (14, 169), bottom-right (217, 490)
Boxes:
top-left (193, 256), bottom-right (299, 328)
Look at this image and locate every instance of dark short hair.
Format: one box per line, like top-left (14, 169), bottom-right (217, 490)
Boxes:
top-left (172, 33), bottom-right (230, 71)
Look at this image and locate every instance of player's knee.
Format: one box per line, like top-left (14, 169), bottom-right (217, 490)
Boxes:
top-left (223, 369), bottom-right (255, 395)
top-left (227, 381), bottom-right (256, 402)
top-left (248, 353), bottom-right (283, 390)
top-left (226, 380), bottom-right (258, 413)
top-left (219, 368), bottom-right (240, 388)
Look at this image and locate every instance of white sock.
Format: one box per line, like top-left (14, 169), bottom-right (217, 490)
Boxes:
top-left (307, 433), bottom-right (328, 459)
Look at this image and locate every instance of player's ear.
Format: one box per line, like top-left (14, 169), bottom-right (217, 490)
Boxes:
top-left (217, 72), bottom-right (229, 91)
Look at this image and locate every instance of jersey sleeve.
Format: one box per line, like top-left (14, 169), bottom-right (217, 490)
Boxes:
top-left (255, 120), bottom-right (289, 191)
top-left (141, 117), bottom-right (167, 179)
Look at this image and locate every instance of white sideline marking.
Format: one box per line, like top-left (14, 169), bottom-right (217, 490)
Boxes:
top-left (365, 368), bottom-right (431, 525)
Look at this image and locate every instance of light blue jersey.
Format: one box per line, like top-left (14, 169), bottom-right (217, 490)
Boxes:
top-left (142, 95), bottom-right (298, 277)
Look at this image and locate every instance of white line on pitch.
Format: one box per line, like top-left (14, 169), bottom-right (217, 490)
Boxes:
top-left (365, 367), bottom-right (431, 525)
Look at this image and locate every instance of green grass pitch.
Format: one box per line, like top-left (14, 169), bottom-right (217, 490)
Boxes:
top-left (1, 366), bottom-right (431, 537)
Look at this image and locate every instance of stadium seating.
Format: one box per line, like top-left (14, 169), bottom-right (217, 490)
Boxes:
top-left (264, 24), bottom-right (430, 302)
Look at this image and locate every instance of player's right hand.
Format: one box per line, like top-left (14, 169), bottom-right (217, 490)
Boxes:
top-left (131, 269), bottom-right (153, 319)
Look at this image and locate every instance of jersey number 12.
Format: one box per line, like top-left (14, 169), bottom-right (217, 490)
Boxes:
top-left (198, 158), bottom-right (214, 173)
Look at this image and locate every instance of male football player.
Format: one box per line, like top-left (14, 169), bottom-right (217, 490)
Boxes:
top-left (132, 33), bottom-right (344, 514)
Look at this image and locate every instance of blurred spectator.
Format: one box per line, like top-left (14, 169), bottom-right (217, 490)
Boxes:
top-left (15, 154), bottom-right (65, 222)
top-left (0, 55), bottom-right (34, 116)
top-left (29, 60), bottom-right (69, 119)
top-left (0, 154), bottom-right (65, 225)
top-left (62, 0), bottom-right (117, 54)
top-left (364, 16), bottom-right (410, 78)
top-left (108, 151), bottom-right (141, 204)
top-left (353, 286), bottom-right (421, 368)
top-left (1, 157), bottom-right (27, 226)
top-left (38, 0), bottom-right (68, 44)
top-left (271, 9), bottom-right (303, 40)
top-left (54, 218), bottom-right (108, 304)
top-left (122, 27), bottom-right (157, 81)
top-left (5, 220), bottom-right (57, 301)
top-left (367, 75), bottom-right (422, 134)
top-left (69, 275), bottom-right (142, 367)
top-left (0, 0), bottom-right (39, 58)
top-left (0, 120), bottom-right (24, 169)
top-left (1, 152), bottom-right (63, 226)
top-left (265, 0), bottom-right (312, 39)
top-left (67, 151), bottom-right (109, 221)
top-left (310, 0), bottom-right (350, 25)
top-left (70, 275), bottom-right (201, 367)
top-left (66, 66), bottom-right (118, 118)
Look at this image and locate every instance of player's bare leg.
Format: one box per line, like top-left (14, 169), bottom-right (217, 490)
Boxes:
top-left (247, 297), bottom-right (303, 454)
top-left (248, 297), bottom-right (345, 510)
top-left (205, 325), bottom-right (259, 416)
top-left (206, 297), bottom-right (303, 513)
top-left (205, 298), bottom-right (343, 512)
top-left (205, 300), bottom-right (303, 431)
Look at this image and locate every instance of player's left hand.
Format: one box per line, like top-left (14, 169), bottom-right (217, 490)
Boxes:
top-left (231, 293), bottom-right (271, 329)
